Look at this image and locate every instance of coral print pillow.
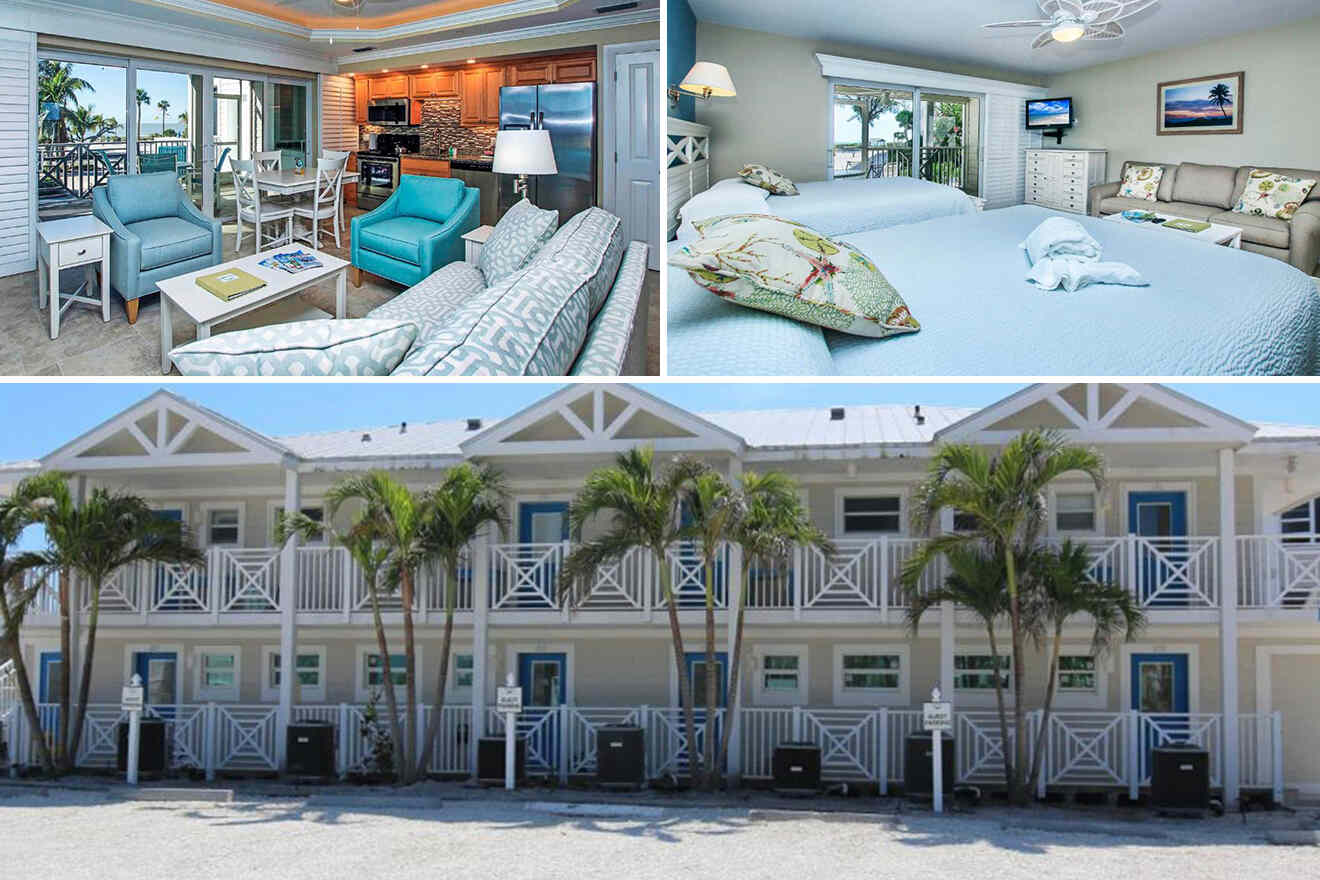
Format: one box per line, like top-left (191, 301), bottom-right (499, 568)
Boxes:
top-left (1233, 169), bottom-right (1317, 221)
top-left (669, 214), bottom-right (920, 339)
top-left (1117, 164), bottom-right (1164, 201)
top-left (737, 163), bottom-right (800, 196)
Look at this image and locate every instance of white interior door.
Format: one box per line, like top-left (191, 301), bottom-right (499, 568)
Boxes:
top-left (612, 49), bottom-right (660, 270)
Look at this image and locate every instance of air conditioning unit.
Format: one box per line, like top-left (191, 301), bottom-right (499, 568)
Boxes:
top-left (286, 721), bottom-right (336, 778)
top-left (117, 718), bottom-right (168, 776)
top-left (904, 731), bottom-right (954, 797)
top-left (772, 742), bottom-right (822, 795)
top-left (477, 736), bottom-right (526, 786)
top-left (596, 726), bottom-right (645, 788)
top-left (1150, 745), bottom-right (1210, 812)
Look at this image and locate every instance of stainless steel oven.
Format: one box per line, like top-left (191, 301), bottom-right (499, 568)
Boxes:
top-left (357, 154), bottom-right (400, 209)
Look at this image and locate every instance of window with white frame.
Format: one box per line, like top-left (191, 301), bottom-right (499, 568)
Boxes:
top-left (207, 508), bottom-right (241, 546)
top-left (453, 653), bottom-right (473, 690)
top-left (264, 647), bottom-right (326, 702)
top-left (196, 648), bottom-right (239, 701)
top-left (1056, 493), bottom-right (1097, 533)
top-left (954, 654), bottom-right (1010, 690)
top-left (365, 653), bottom-right (407, 688)
top-left (273, 505), bottom-right (325, 542)
top-left (1056, 655), bottom-right (1097, 693)
top-left (841, 496), bottom-right (901, 534)
top-left (1280, 498), bottom-right (1320, 543)
top-left (755, 648), bottom-right (807, 704)
top-left (840, 652), bottom-right (901, 691)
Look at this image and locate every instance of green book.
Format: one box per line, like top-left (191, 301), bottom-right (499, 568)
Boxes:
top-left (196, 268), bottom-right (266, 301)
top-left (1164, 219), bottom-right (1211, 234)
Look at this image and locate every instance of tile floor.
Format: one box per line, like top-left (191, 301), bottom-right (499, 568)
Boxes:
top-left (1, 207), bottom-right (660, 376)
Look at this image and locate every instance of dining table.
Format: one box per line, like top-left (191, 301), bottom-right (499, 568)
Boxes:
top-left (255, 167), bottom-right (359, 196)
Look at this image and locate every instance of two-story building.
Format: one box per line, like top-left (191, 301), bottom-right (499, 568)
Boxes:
top-left (3, 382), bottom-right (1318, 804)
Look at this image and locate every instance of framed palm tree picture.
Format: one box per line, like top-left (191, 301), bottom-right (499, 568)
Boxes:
top-left (1157, 71), bottom-right (1244, 135)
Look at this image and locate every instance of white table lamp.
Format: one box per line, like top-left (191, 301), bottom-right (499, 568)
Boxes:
top-left (493, 129), bottom-right (557, 204)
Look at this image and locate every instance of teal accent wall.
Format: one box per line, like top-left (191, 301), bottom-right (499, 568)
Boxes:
top-left (667, 0), bottom-right (697, 122)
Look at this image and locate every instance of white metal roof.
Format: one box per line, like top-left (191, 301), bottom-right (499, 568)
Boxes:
top-left (277, 418), bottom-right (495, 460)
top-left (699, 404), bottom-right (978, 449)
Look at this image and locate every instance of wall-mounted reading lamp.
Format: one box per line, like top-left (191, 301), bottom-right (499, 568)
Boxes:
top-left (667, 61), bottom-right (736, 107)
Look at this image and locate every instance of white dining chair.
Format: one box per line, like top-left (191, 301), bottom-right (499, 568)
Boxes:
top-left (321, 149), bottom-right (352, 236)
top-left (232, 159), bottom-right (294, 253)
top-left (255, 150), bottom-right (283, 172)
top-left (292, 157), bottom-right (347, 249)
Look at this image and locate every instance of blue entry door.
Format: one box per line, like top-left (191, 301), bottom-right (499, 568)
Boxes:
top-left (1128, 491), bottom-right (1188, 606)
top-left (1131, 652), bottom-right (1190, 777)
top-left (683, 651), bottom-right (728, 707)
top-left (516, 502), bottom-right (568, 608)
top-left (133, 651), bottom-right (178, 718)
top-left (38, 651), bottom-right (64, 738)
top-left (517, 652), bottom-right (567, 773)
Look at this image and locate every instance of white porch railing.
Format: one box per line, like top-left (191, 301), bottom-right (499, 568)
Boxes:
top-left (1237, 535), bottom-right (1320, 608)
top-left (490, 542), bottom-right (566, 609)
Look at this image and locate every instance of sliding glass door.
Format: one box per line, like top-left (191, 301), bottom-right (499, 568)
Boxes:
top-left (135, 67), bottom-right (205, 211)
top-left (36, 53), bottom-right (129, 217)
top-left (269, 80), bottom-right (310, 171)
top-left (212, 75), bottom-right (265, 222)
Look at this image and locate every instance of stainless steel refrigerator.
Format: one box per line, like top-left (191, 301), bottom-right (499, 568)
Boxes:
top-left (497, 83), bottom-right (596, 223)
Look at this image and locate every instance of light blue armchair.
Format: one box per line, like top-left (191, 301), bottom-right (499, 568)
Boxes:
top-left (91, 171), bottom-right (223, 323)
top-left (350, 174), bottom-right (479, 288)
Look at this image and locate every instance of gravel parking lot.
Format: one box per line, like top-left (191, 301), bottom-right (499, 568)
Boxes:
top-left (3, 789), bottom-right (1316, 880)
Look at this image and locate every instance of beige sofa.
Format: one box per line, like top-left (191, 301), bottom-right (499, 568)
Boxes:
top-left (1089, 161), bottom-right (1320, 274)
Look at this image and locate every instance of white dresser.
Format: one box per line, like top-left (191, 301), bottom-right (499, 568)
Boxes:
top-left (1025, 149), bottom-right (1107, 215)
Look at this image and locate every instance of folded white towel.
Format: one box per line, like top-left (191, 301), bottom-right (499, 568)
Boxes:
top-left (1020, 216), bottom-right (1102, 265)
top-left (1026, 257), bottom-right (1149, 292)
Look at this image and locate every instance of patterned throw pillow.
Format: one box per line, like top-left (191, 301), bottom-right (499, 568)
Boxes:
top-left (1117, 164), bottom-right (1164, 202)
top-left (1233, 169), bottom-right (1317, 221)
top-left (669, 214), bottom-right (920, 339)
top-left (737, 164), bottom-right (799, 196)
top-left (478, 197), bottom-right (558, 285)
top-left (170, 319), bottom-right (418, 376)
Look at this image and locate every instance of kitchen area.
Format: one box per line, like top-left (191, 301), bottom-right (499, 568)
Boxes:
top-left (347, 51), bottom-right (599, 228)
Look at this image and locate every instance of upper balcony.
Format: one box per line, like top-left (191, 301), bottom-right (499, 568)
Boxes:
top-left (19, 534), bottom-right (1318, 627)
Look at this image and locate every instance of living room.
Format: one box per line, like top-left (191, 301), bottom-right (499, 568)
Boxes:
top-left (665, 0), bottom-right (1320, 377)
top-left (0, 0), bottom-right (660, 376)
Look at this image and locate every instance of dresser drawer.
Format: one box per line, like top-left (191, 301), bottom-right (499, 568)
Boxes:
top-left (58, 236), bottom-right (102, 265)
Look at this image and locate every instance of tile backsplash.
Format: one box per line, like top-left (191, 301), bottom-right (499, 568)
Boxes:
top-left (360, 98), bottom-right (497, 156)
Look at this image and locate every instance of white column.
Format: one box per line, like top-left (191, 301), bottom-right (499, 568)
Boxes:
top-left (276, 463), bottom-right (301, 771)
top-left (470, 524), bottom-right (491, 777)
top-left (938, 508), bottom-right (955, 699)
top-left (1218, 447), bottom-right (1240, 808)
top-left (725, 456), bottom-right (744, 781)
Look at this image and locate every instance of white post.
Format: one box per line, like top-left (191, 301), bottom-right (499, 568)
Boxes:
top-left (877, 707), bottom-right (889, 795)
top-left (338, 703), bottom-right (350, 780)
top-left (878, 536), bottom-right (889, 619)
top-left (204, 702), bottom-right (217, 782)
top-left (938, 509), bottom-right (956, 699)
top-left (471, 526), bottom-right (491, 778)
top-left (930, 686), bottom-right (944, 814)
top-left (276, 463), bottom-right (301, 771)
top-left (1270, 710), bottom-right (1283, 805)
top-left (1127, 709), bottom-right (1140, 801)
top-left (504, 672), bottom-right (517, 791)
top-left (1218, 447), bottom-right (1240, 809)
top-left (125, 673), bottom-right (142, 786)
top-left (1034, 710), bottom-right (1047, 800)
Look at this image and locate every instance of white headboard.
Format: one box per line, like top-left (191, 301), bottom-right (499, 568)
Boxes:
top-left (666, 117), bottom-right (711, 240)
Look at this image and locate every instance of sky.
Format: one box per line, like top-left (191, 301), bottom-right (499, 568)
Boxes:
top-left (49, 61), bottom-right (192, 137)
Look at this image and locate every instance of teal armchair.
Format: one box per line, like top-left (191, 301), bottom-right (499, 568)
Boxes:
top-left (91, 170), bottom-right (223, 323)
top-left (351, 174), bottom-right (479, 287)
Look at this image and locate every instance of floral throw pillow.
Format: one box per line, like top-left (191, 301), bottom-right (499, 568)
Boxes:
top-left (737, 163), bottom-right (799, 196)
top-left (1117, 164), bottom-right (1163, 201)
top-left (669, 214), bottom-right (920, 339)
top-left (1233, 169), bottom-right (1317, 221)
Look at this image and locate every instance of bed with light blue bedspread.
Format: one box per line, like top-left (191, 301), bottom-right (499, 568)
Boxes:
top-left (667, 205), bottom-right (1320, 376)
top-left (763, 175), bottom-right (977, 237)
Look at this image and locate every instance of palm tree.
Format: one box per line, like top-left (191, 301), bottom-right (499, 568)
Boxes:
top-left (559, 447), bottom-right (709, 786)
top-left (903, 429), bottom-right (1104, 803)
top-left (135, 89), bottom-right (150, 142)
top-left (846, 91), bottom-right (897, 172)
top-left (155, 100), bottom-right (170, 140)
top-left (38, 61), bottom-right (93, 143)
top-left (33, 484), bottom-right (203, 770)
top-left (1024, 540), bottom-right (1144, 794)
top-left (0, 476), bottom-right (66, 774)
top-left (715, 472), bottom-right (831, 779)
top-left (24, 472), bottom-right (75, 767)
top-left (320, 472), bottom-right (432, 783)
top-left (414, 464), bottom-right (508, 778)
top-left (1208, 83), bottom-right (1232, 118)
top-left (177, 111), bottom-right (188, 136)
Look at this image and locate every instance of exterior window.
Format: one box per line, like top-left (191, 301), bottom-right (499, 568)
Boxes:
top-left (207, 509), bottom-right (241, 545)
top-left (1056, 493), bottom-right (1096, 533)
top-left (952, 510), bottom-right (979, 532)
top-left (453, 654), bottom-right (473, 689)
top-left (197, 649), bottom-right (239, 700)
top-left (841, 653), bottom-right (900, 690)
top-left (270, 652), bottom-right (322, 689)
top-left (761, 655), bottom-right (800, 691)
top-left (954, 654), bottom-right (1010, 690)
top-left (1057, 656), bottom-right (1097, 693)
top-left (365, 653), bottom-right (407, 688)
top-left (1281, 499), bottom-right (1320, 543)
top-left (842, 496), bottom-right (901, 534)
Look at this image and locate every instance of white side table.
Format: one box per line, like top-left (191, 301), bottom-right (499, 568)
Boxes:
top-left (36, 216), bottom-right (112, 339)
top-left (462, 225), bottom-right (495, 263)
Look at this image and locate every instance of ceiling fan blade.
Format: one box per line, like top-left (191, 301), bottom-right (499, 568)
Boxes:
top-left (1054, 0), bottom-right (1087, 18)
top-left (1110, 0), bottom-right (1160, 21)
top-left (1083, 21), bottom-right (1125, 39)
top-left (983, 19), bottom-right (1052, 30)
top-left (1031, 30), bottom-right (1056, 49)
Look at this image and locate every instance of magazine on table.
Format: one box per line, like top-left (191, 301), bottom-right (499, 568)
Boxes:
top-left (258, 249), bottom-right (324, 274)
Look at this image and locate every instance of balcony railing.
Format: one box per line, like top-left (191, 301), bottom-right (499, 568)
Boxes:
top-left (38, 138), bottom-right (191, 207)
top-left (21, 535), bottom-right (1320, 621)
top-left (833, 145), bottom-right (967, 189)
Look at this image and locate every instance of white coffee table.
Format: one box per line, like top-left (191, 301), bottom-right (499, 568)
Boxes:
top-left (156, 246), bottom-right (349, 374)
top-left (1101, 211), bottom-right (1243, 248)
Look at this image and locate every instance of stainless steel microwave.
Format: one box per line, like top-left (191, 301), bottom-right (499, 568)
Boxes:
top-left (367, 98), bottom-right (408, 125)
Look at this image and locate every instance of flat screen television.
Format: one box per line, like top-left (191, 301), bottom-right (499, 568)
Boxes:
top-left (1025, 97), bottom-right (1074, 129)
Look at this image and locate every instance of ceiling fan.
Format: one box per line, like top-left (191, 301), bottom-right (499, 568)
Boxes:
top-left (983, 0), bottom-right (1159, 49)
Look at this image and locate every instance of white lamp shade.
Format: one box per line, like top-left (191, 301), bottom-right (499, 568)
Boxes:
top-left (680, 61), bottom-right (736, 97)
top-left (492, 129), bottom-right (557, 175)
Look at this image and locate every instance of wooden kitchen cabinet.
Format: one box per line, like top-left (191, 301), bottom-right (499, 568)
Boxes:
top-left (354, 77), bottom-right (369, 123)
top-left (482, 68), bottom-right (504, 122)
top-left (344, 153), bottom-right (357, 205)
top-left (552, 57), bottom-right (596, 83)
top-left (460, 67), bottom-right (504, 125)
top-left (369, 74), bottom-right (409, 99)
top-left (400, 157), bottom-right (451, 178)
top-left (410, 70), bottom-right (458, 98)
top-left (508, 61), bottom-right (553, 86)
